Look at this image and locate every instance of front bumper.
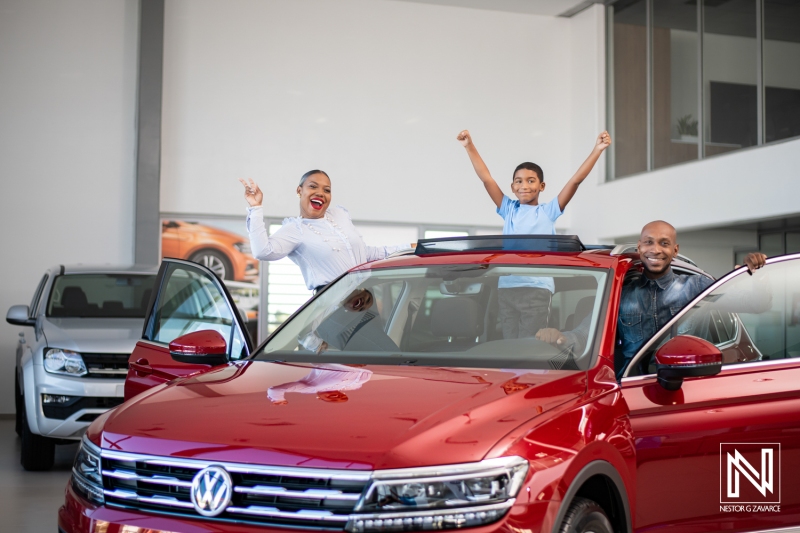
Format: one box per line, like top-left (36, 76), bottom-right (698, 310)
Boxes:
top-left (28, 364), bottom-right (124, 439)
top-left (59, 481), bottom-right (550, 533)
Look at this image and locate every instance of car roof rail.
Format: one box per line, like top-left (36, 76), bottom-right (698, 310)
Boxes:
top-left (610, 243), bottom-right (698, 266)
top-left (414, 235), bottom-right (587, 255)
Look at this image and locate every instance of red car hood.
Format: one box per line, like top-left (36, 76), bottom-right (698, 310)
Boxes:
top-left (98, 361), bottom-right (586, 470)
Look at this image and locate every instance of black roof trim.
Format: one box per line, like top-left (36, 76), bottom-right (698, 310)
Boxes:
top-left (414, 235), bottom-right (587, 255)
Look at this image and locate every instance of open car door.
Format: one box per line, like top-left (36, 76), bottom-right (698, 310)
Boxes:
top-left (620, 254), bottom-right (800, 531)
top-left (124, 259), bottom-right (253, 400)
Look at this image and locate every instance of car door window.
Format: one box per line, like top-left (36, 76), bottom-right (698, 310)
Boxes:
top-left (626, 256), bottom-right (800, 377)
top-left (151, 263), bottom-right (249, 360)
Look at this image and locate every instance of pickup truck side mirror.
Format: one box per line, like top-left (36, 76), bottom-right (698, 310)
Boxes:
top-left (6, 305), bottom-right (35, 327)
top-left (655, 335), bottom-right (722, 391)
top-left (169, 330), bottom-right (228, 367)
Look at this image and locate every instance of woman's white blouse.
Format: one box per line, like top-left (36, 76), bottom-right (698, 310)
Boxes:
top-left (246, 205), bottom-right (404, 290)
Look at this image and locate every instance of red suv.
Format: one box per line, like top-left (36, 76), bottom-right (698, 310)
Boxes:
top-left (59, 236), bottom-right (800, 533)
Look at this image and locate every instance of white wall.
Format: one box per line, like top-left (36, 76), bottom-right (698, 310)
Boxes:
top-left (0, 0), bottom-right (139, 414)
top-left (160, 0), bottom-right (597, 231)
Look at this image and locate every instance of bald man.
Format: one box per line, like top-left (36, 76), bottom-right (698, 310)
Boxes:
top-left (536, 221), bottom-right (767, 379)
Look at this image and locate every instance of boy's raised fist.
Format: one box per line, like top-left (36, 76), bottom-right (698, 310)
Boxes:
top-left (457, 130), bottom-right (473, 147)
top-left (595, 131), bottom-right (612, 151)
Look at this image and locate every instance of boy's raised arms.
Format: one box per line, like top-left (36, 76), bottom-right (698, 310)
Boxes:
top-left (457, 130), bottom-right (504, 208)
top-left (556, 131), bottom-right (611, 212)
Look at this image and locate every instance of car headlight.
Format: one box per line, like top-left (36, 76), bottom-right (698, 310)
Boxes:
top-left (347, 456), bottom-right (528, 533)
top-left (233, 241), bottom-right (251, 254)
top-left (72, 436), bottom-right (104, 504)
top-left (44, 348), bottom-right (87, 376)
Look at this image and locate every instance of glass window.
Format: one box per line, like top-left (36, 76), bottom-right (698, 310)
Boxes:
top-left (257, 265), bottom-right (609, 370)
top-left (267, 223), bottom-right (313, 334)
top-left (628, 258), bottom-right (800, 376)
top-left (787, 233), bottom-right (800, 254)
top-left (47, 274), bottom-right (156, 318)
top-left (764, 1), bottom-right (800, 143)
top-left (610, 0), bottom-right (648, 179)
top-left (152, 264), bottom-right (246, 359)
top-left (653, 0), bottom-right (699, 169)
top-left (759, 232), bottom-right (785, 257)
top-left (703, 0), bottom-right (758, 155)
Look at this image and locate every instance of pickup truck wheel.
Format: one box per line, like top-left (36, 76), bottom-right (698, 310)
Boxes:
top-left (20, 404), bottom-right (55, 471)
top-left (14, 373), bottom-right (22, 436)
top-left (559, 497), bottom-right (614, 533)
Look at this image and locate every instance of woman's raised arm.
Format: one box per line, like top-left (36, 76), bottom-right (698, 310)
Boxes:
top-left (242, 179), bottom-right (301, 261)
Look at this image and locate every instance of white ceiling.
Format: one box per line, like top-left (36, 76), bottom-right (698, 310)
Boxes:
top-left (387, 0), bottom-right (595, 17)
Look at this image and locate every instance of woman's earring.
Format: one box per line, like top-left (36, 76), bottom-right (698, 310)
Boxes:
top-left (297, 193), bottom-right (301, 198)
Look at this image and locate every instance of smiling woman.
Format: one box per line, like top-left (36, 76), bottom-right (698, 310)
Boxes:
top-left (240, 171), bottom-right (413, 293)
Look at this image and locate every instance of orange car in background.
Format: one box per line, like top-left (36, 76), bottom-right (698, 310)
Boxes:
top-left (161, 220), bottom-right (259, 282)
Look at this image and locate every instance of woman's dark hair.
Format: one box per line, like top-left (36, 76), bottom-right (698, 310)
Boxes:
top-left (299, 169), bottom-right (330, 187)
top-left (513, 162), bottom-right (544, 183)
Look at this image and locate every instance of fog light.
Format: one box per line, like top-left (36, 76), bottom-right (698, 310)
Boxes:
top-left (42, 394), bottom-right (74, 404)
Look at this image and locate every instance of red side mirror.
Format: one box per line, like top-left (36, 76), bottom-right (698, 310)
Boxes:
top-left (655, 335), bottom-right (722, 391)
top-left (169, 330), bottom-right (228, 366)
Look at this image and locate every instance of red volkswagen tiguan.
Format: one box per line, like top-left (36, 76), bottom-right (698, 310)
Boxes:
top-left (60, 236), bottom-right (800, 533)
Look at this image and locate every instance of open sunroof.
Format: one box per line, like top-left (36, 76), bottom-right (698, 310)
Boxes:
top-left (414, 235), bottom-right (593, 255)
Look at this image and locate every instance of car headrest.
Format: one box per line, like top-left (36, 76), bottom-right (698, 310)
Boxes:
top-left (430, 297), bottom-right (483, 338)
top-left (574, 296), bottom-right (595, 326)
top-left (61, 286), bottom-right (88, 310)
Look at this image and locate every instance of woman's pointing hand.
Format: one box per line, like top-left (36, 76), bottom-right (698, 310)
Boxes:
top-left (239, 178), bottom-right (263, 207)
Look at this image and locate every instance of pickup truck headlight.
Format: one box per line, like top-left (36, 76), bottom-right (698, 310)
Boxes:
top-left (44, 348), bottom-right (87, 376)
top-left (71, 436), bottom-right (104, 504)
top-left (347, 456), bottom-right (528, 533)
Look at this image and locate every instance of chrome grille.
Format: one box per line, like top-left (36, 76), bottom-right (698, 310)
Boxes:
top-left (82, 353), bottom-right (130, 378)
top-left (101, 450), bottom-right (371, 528)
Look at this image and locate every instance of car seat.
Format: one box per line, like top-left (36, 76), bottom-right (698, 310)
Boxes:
top-left (59, 286), bottom-right (89, 316)
top-left (564, 296), bottom-right (595, 331)
top-left (426, 297), bottom-right (484, 351)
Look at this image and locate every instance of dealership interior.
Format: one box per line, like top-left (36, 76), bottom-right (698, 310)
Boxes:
top-left (2, 0), bottom-right (800, 531)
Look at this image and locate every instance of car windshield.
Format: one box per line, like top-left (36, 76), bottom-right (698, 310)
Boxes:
top-left (47, 274), bottom-right (156, 318)
top-left (256, 265), bottom-right (609, 370)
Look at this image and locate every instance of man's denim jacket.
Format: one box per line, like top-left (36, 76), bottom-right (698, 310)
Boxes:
top-left (563, 267), bottom-right (713, 379)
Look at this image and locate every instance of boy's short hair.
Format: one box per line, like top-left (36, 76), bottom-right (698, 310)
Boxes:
top-left (513, 162), bottom-right (544, 183)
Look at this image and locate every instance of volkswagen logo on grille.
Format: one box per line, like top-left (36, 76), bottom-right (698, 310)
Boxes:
top-left (190, 465), bottom-right (233, 517)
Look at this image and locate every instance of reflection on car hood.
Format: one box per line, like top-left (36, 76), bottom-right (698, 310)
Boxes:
top-left (99, 361), bottom-right (586, 470)
top-left (41, 317), bottom-right (144, 354)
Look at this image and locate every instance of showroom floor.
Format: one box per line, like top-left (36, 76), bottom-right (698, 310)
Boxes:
top-left (0, 418), bottom-right (77, 532)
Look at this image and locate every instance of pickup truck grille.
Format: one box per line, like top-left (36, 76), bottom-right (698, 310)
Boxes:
top-left (82, 353), bottom-right (130, 378)
top-left (101, 450), bottom-right (371, 529)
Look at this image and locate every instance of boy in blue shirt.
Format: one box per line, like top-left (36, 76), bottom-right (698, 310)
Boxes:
top-left (456, 129), bottom-right (611, 339)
